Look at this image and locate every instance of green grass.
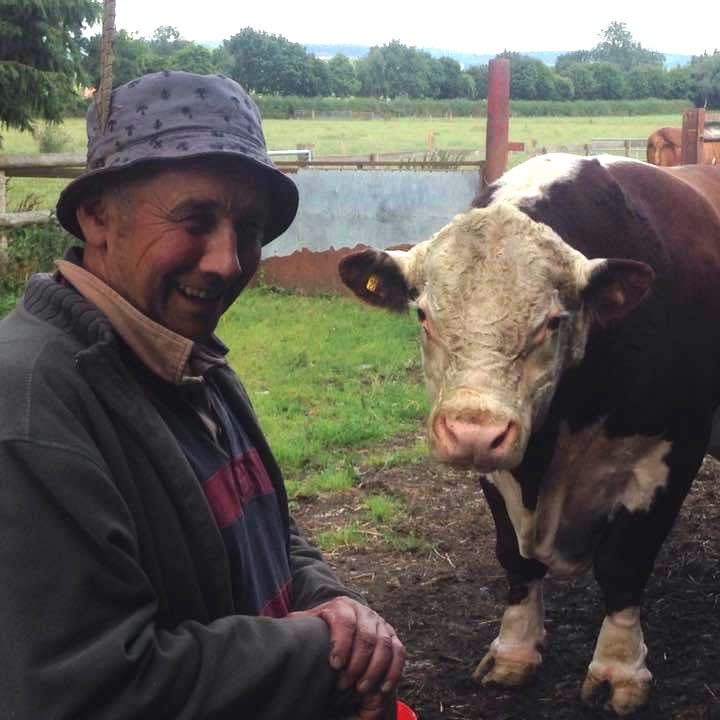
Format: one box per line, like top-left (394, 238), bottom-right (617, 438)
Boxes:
top-left (314, 523), bottom-right (365, 551)
top-left (312, 494), bottom-right (430, 553)
top-left (1, 114), bottom-right (682, 210)
top-left (286, 464), bottom-right (356, 499)
top-left (364, 437), bottom-right (428, 470)
top-left (366, 494), bottom-right (405, 525)
top-left (0, 293), bottom-right (18, 317)
top-left (220, 287), bottom-right (428, 482)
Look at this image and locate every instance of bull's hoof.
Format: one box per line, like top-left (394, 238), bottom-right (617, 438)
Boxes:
top-left (472, 638), bottom-right (543, 687)
top-left (580, 668), bottom-right (652, 715)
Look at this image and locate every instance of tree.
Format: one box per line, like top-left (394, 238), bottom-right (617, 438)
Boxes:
top-left (555, 50), bottom-right (594, 74)
top-left (0, 0), bottom-right (101, 133)
top-left (559, 63), bottom-right (597, 99)
top-left (460, 72), bottom-right (476, 99)
top-left (500, 52), bottom-right (563, 100)
top-left (466, 64), bottom-right (488, 98)
top-left (144, 25), bottom-right (193, 73)
top-left (594, 21), bottom-right (664, 71)
top-left (169, 45), bottom-right (216, 75)
top-left (327, 54), bottom-right (359, 96)
top-left (688, 52), bottom-right (720, 108)
top-left (223, 28), bottom-right (324, 96)
top-left (665, 64), bottom-right (692, 100)
top-left (626, 64), bottom-right (668, 98)
top-left (435, 57), bottom-right (466, 99)
top-left (590, 61), bottom-right (629, 99)
top-left (83, 30), bottom-right (151, 89)
top-left (553, 74), bottom-right (575, 100)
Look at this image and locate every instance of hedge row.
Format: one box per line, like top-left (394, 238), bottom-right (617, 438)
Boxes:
top-left (252, 95), bottom-right (689, 119)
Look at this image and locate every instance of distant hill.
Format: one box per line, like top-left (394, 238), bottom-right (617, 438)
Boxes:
top-left (198, 40), bottom-right (692, 68)
top-left (304, 43), bottom-right (692, 68)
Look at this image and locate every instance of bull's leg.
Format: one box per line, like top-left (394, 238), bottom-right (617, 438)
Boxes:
top-left (583, 456), bottom-right (698, 716)
top-left (474, 478), bottom-right (548, 687)
top-left (581, 606), bottom-right (651, 716)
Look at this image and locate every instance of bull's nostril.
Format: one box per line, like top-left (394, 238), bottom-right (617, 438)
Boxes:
top-left (490, 421), bottom-right (515, 452)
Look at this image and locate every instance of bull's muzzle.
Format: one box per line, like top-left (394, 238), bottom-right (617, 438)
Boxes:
top-left (432, 412), bottom-right (519, 471)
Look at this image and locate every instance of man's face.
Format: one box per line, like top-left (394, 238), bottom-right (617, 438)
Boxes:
top-left (88, 165), bottom-right (269, 342)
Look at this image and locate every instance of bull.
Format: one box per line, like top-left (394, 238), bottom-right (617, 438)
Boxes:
top-left (339, 154), bottom-right (720, 715)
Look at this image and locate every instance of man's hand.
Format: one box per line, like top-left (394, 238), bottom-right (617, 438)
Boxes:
top-left (350, 691), bottom-right (397, 720)
top-left (288, 596), bottom-right (406, 699)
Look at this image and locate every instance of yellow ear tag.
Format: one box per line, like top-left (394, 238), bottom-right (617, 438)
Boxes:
top-left (366, 274), bottom-right (380, 293)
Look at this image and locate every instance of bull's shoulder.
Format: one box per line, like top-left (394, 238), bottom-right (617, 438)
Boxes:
top-left (474, 154), bottom-right (720, 269)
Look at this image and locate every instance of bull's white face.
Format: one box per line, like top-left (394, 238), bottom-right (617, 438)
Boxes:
top-left (340, 201), bottom-right (654, 473)
top-left (398, 204), bottom-right (594, 470)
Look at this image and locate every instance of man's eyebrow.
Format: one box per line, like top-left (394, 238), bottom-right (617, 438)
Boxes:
top-left (169, 197), bottom-right (269, 223)
top-left (169, 198), bottom-right (220, 218)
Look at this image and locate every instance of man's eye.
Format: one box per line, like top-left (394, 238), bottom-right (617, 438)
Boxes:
top-left (184, 214), bottom-right (215, 234)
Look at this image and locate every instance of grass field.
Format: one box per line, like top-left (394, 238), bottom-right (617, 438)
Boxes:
top-left (2, 113), bottom-right (679, 211)
top-left (220, 287), bottom-right (428, 493)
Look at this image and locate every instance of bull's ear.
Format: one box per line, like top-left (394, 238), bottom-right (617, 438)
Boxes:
top-left (581, 258), bottom-right (655, 327)
top-left (338, 249), bottom-right (412, 312)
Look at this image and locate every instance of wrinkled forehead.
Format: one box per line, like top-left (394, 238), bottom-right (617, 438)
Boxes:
top-left (420, 208), bottom-right (570, 324)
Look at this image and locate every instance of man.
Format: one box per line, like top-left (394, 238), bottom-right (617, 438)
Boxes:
top-left (0, 71), bottom-right (405, 719)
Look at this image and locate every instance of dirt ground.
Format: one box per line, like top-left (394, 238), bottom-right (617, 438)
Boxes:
top-left (293, 445), bottom-right (720, 720)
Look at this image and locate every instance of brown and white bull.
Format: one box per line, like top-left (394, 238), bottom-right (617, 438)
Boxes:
top-left (339, 154), bottom-right (720, 715)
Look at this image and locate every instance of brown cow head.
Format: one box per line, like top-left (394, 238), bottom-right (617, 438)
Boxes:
top-left (340, 203), bottom-right (654, 472)
top-left (646, 127), bottom-right (682, 167)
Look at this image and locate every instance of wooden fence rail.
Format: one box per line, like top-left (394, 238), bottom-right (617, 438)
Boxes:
top-left (528, 138), bottom-right (647, 158)
top-left (0, 153), bottom-right (85, 231)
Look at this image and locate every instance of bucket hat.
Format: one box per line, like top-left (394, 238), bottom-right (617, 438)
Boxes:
top-left (56, 70), bottom-right (298, 245)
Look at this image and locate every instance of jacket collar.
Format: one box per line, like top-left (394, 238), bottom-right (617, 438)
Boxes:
top-left (55, 250), bottom-right (228, 385)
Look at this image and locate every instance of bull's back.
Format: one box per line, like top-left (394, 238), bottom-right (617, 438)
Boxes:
top-left (608, 162), bottom-right (720, 273)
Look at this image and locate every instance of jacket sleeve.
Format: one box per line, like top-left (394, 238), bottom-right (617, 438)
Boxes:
top-left (288, 517), bottom-right (367, 610)
top-left (0, 438), bottom-right (342, 720)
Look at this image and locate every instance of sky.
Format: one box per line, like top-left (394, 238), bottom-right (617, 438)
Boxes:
top-left (103, 0), bottom-right (719, 57)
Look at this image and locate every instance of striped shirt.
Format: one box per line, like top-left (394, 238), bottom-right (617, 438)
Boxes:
top-left (132, 359), bottom-right (294, 618)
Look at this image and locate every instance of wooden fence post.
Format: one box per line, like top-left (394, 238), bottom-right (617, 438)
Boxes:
top-left (682, 108), bottom-right (704, 165)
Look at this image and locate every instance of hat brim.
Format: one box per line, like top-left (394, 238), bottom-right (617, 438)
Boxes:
top-left (56, 151), bottom-right (299, 246)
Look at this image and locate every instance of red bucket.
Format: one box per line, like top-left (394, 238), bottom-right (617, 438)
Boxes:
top-left (396, 700), bottom-right (418, 720)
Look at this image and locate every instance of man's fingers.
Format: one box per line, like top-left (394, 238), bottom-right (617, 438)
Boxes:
top-left (381, 632), bottom-right (406, 694)
top-left (319, 602), bottom-right (358, 673)
top-left (356, 623), bottom-right (405, 694)
top-left (340, 609), bottom-right (381, 687)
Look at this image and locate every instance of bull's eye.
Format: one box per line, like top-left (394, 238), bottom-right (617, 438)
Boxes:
top-left (417, 308), bottom-right (427, 323)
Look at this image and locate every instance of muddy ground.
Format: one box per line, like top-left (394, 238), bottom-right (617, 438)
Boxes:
top-left (293, 444), bottom-right (720, 720)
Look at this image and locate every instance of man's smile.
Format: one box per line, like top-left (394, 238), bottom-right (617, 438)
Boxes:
top-left (175, 281), bottom-right (225, 302)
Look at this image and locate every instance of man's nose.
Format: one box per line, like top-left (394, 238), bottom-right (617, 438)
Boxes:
top-left (197, 220), bottom-right (241, 278)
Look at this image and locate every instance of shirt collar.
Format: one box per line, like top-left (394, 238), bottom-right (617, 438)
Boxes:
top-left (56, 253), bottom-right (228, 385)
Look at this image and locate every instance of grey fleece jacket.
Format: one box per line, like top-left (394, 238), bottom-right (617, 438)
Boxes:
top-left (0, 273), bottom-right (362, 720)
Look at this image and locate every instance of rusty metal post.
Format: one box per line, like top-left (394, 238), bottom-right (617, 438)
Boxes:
top-left (681, 108), bottom-right (704, 165)
top-left (484, 58), bottom-right (510, 184)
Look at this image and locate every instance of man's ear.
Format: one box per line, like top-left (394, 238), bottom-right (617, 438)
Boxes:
top-left (75, 198), bottom-right (110, 249)
top-left (338, 249), bottom-right (413, 312)
top-left (580, 258), bottom-right (655, 327)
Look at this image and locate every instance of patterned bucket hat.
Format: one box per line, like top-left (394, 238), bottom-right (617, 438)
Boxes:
top-left (56, 71), bottom-right (298, 245)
